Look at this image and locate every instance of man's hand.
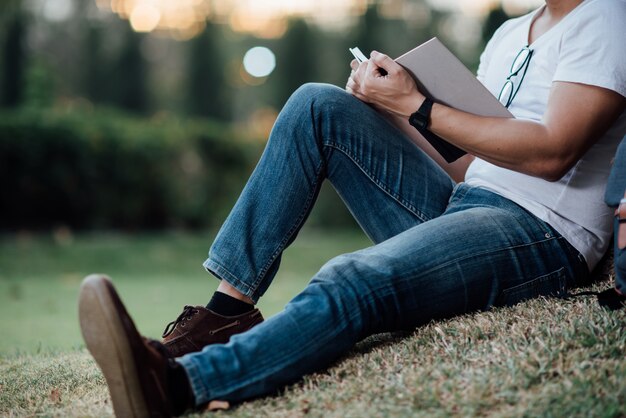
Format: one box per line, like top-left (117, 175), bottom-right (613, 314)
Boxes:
top-left (346, 51), bottom-right (424, 117)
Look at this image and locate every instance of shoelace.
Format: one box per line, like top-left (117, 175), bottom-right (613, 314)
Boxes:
top-left (162, 305), bottom-right (199, 338)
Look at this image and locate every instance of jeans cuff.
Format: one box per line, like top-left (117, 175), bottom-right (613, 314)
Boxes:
top-left (202, 258), bottom-right (259, 303)
top-left (176, 356), bottom-right (211, 405)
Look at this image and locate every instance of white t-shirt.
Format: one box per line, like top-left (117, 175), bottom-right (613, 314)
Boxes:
top-left (466, 0), bottom-right (626, 270)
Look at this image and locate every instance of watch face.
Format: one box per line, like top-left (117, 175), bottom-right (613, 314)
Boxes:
top-left (410, 111), bottom-right (426, 130)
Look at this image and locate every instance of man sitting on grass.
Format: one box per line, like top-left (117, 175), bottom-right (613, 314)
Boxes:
top-left (79, 0), bottom-right (625, 416)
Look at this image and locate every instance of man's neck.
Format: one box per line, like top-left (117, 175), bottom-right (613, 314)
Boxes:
top-left (543, 0), bottom-right (584, 20)
top-left (529, 0), bottom-right (583, 43)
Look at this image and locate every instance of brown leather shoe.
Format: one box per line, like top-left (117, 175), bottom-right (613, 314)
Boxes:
top-left (162, 305), bottom-right (264, 358)
top-left (79, 274), bottom-right (189, 418)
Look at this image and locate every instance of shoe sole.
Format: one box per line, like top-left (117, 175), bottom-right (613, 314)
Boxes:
top-left (79, 274), bottom-right (150, 418)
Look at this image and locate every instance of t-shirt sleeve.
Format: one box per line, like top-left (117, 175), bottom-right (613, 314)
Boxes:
top-left (553, 1), bottom-right (626, 98)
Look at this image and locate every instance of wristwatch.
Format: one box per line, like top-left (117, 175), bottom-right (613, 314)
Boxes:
top-left (408, 97), bottom-right (434, 130)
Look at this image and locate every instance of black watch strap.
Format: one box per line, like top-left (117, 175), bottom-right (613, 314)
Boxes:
top-left (408, 97), bottom-right (434, 130)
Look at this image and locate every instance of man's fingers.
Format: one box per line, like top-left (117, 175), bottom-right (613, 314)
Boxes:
top-left (351, 89), bottom-right (369, 103)
top-left (349, 67), bottom-right (364, 88)
top-left (370, 50), bottom-right (393, 65)
top-left (370, 50), bottom-right (400, 75)
top-left (346, 78), bottom-right (369, 103)
top-left (365, 58), bottom-right (383, 79)
top-left (346, 77), bottom-right (359, 92)
top-left (350, 59), bottom-right (359, 71)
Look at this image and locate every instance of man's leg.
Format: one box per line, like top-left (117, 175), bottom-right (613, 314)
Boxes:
top-left (79, 190), bottom-right (587, 415)
top-left (174, 185), bottom-right (587, 404)
top-left (205, 83), bottom-right (454, 303)
top-left (162, 83), bottom-right (455, 356)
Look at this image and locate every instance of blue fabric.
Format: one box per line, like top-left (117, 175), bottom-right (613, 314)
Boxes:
top-left (178, 83), bottom-right (588, 404)
top-left (605, 136), bottom-right (626, 207)
top-left (613, 217), bottom-right (626, 294)
top-left (606, 136), bottom-right (626, 293)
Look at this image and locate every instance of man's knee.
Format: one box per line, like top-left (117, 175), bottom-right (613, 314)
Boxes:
top-left (309, 253), bottom-right (374, 303)
top-left (288, 83), bottom-right (352, 112)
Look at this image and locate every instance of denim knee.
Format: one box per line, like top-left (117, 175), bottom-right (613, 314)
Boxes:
top-left (302, 254), bottom-right (377, 332)
top-left (273, 82), bottom-right (357, 156)
top-left (291, 82), bottom-right (345, 103)
top-left (288, 83), bottom-right (353, 118)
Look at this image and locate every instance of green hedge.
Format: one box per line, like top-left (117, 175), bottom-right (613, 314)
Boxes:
top-left (0, 107), bottom-right (358, 231)
top-left (0, 108), bottom-right (261, 230)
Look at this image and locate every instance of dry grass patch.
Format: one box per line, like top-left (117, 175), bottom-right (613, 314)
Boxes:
top-left (3, 279), bottom-right (623, 417)
top-left (0, 351), bottom-right (111, 417)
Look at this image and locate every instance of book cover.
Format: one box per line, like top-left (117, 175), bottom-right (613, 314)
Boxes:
top-left (394, 38), bottom-right (513, 162)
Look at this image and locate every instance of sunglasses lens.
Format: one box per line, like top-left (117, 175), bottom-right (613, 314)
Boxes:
top-left (511, 48), bottom-right (530, 75)
top-left (499, 46), bottom-right (532, 108)
top-left (498, 81), bottom-right (513, 106)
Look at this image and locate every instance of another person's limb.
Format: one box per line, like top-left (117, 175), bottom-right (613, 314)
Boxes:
top-left (600, 200), bottom-right (626, 307)
top-left (601, 136), bottom-right (626, 306)
top-left (616, 200), bottom-right (626, 296)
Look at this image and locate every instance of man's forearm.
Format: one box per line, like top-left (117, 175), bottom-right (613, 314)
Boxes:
top-left (349, 52), bottom-right (624, 181)
top-left (428, 103), bottom-right (566, 180)
top-left (423, 82), bottom-right (625, 181)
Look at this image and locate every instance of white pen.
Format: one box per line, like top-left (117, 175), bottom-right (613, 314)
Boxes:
top-left (349, 47), bottom-right (368, 63)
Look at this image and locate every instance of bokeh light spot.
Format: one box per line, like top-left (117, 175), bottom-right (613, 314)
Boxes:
top-left (42, 0), bottom-right (75, 22)
top-left (242, 47), bottom-right (276, 78)
top-left (130, 4), bottom-right (161, 32)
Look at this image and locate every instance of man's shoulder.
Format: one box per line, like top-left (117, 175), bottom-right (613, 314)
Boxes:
top-left (582, 0), bottom-right (626, 11)
top-left (571, 0), bottom-right (626, 24)
top-left (561, 0), bottom-right (626, 50)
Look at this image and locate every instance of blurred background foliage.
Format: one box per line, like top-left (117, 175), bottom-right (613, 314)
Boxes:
top-left (0, 0), bottom-right (532, 232)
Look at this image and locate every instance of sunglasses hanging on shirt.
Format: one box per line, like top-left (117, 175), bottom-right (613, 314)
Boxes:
top-left (498, 45), bottom-right (534, 108)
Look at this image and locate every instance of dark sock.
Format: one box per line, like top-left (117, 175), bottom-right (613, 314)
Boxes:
top-left (167, 360), bottom-right (195, 415)
top-left (206, 291), bottom-right (254, 316)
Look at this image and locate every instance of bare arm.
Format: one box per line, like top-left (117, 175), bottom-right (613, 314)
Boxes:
top-left (347, 52), bottom-right (626, 181)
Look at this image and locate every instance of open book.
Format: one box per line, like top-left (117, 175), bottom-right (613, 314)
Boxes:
top-left (352, 38), bottom-right (513, 162)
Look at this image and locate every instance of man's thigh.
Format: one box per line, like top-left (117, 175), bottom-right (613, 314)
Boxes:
top-left (302, 84), bottom-right (455, 242)
top-left (313, 190), bottom-right (582, 333)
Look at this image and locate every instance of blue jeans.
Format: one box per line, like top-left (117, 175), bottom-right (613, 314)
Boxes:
top-left (178, 83), bottom-right (588, 404)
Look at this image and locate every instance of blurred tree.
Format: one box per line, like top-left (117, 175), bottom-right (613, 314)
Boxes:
top-left (272, 19), bottom-right (317, 107)
top-left (186, 22), bottom-right (230, 120)
top-left (22, 59), bottom-right (56, 108)
top-left (110, 26), bottom-right (149, 114)
top-left (481, 6), bottom-right (510, 48)
top-left (352, 5), bottom-right (386, 55)
top-left (1, 3), bottom-right (26, 108)
top-left (82, 25), bottom-right (108, 104)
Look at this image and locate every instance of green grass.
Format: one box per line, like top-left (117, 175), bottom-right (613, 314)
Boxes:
top-left (1, 230), bottom-right (625, 417)
top-left (0, 229), bottom-right (370, 354)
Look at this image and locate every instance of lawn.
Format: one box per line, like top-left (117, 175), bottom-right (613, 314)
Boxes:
top-left (0, 229), bottom-right (370, 354)
top-left (1, 230), bottom-right (625, 417)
